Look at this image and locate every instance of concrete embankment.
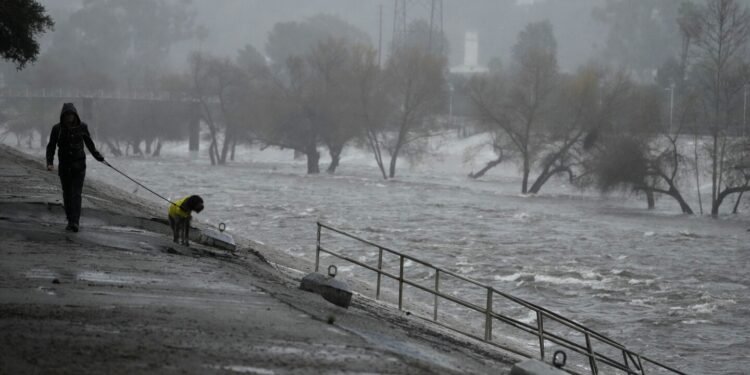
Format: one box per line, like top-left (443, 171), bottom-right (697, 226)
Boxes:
top-left (0, 145), bottom-right (517, 374)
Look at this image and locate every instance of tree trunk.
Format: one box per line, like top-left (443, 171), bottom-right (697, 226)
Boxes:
top-left (711, 131), bottom-right (719, 217)
top-left (199, 100), bottom-right (221, 165)
top-left (306, 146), bottom-right (320, 174)
top-left (208, 140), bottom-right (217, 165)
top-left (327, 145), bottom-right (342, 174)
top-left (643, 184), bottom-right (693, 214)
top-left (105, 140), bottom-right (123, 157)
top-left (521, 154), bottom-right (530, 194)
top-left (693, 132), bottom-right (703, 215)
top-left (230, 139), bottom-right (237, 161)
top-left (389, 149), bottom-right (400, 179)
top-left (732, 191), bottom-right (744, 214)
top-left (153, 141), bottom-right (162, 157)
top-left (646, 189), bottom-right (655, 210)
top-left (132, 141), bottom-right (143, 156)
top-left (528, 168), bottom-right (555, 194)
top-left (366, 131), bottom-right (388, 180)
top-left (389, 120), bottom-right (409, 179)
top-left (145, 139), bottom-right (152, 155)
top-left (376, 160), bottom-right (388, 180)
top-left (715, 187), bottom-right (750, 216)
top-left (219, 131), bottom-right (231, 165)
top-left (468, 156), bottom-right (503, 179)
top-left (669, 189), bottom-right (693, 214)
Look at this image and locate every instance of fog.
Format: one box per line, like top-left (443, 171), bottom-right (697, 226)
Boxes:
top-left (2, 1), bottom-right (750, 374)
top-left (29, 0), bottom-right (607, 72)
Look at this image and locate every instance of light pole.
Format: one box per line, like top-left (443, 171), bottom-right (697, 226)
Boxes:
top-left (666, 83), bottom-right (675, 133)
top-left (744, 83), bottom-right (748, 137)
top-left (449, 83), bottom-right (454, 128)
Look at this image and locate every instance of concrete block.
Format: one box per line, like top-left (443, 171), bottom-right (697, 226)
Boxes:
top-left (198, 228), bottom-right (236, 251)
top-left (300, 272), bottom-right (328, 294)
top-left (300, 272), bottom-right (353, 309)
top-left (509, 359), bottom-right (567, 375)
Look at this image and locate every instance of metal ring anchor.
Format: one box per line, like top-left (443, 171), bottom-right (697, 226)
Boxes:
top-left (218, 223), bottom-right (226, 232)
top-left (328, 265), bottom-right (338, 278)
top-left (553, 350), bottom-right (567, 368)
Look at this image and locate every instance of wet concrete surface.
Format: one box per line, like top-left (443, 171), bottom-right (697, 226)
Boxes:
top-left (0, 146), bottom-right (516, 374)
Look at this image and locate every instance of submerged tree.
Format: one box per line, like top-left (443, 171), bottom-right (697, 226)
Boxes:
top-left (470, 20), bottom-right (558, 193)
top-left (306, 38), bottom-right (361, 174)
top-left (382, 44), bottom-right (446, 178)
top-left (188, 51), bottom-right (265, 166)
top-left (259, 55), bottom-right (323, 174)
top-left (585, 82), bottom-right (696, 214)
top-left (349, 44), bottom-right (392, 179)
top-left (259, 15), bottom-right (372, 174)
top-left (688, 0), bottom-right (750, 216)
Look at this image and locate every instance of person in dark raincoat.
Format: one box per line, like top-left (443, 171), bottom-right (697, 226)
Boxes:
top-left (46, 103), bottom-right (105, 232)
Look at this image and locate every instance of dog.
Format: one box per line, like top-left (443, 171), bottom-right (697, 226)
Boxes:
top-left (168, 195), bottom-right (204, 246)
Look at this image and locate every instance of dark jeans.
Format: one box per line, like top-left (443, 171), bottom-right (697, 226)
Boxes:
top-left (59, 168), bottom-right (85, 225)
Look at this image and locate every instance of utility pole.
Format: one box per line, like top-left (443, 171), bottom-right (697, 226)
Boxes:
top-left (449, 84), bottom-right (454, 127)
top-left (378, 4), bottom-right (383, 68)
top-left (744, 83), bottom-right (748, 137)
top-left (666, 83), bottom-right (675, 133)
top-left (392, 0), bottom-right (444, 54)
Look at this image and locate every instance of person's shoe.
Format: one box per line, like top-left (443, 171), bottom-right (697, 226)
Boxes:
top-left (65, 223), bottom-right (74, 231)
top-left (71, 223), bottom-right (79, 233)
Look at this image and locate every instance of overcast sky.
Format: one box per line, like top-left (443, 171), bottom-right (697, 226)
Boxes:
top-left (37, 0), bottom-right (604, 72)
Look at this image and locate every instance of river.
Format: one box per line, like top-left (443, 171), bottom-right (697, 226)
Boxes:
top-left (30, 134), bottom-right (749, 375)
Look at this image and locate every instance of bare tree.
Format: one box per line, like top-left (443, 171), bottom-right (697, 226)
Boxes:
top-left (306, 38), bottom-right (360, 174)
top-left (349, 44), bottom-right (392, 179)
top-left (690, 0), bottom-right (750, 216)
top-left (189, 52), bottom-right (253, 166)
top-left (470, 21), bottom-right (558, 193)
top-left (584, 81), bottom-right (697, 214)
top-left (383, 45), bottom-right (446, 178)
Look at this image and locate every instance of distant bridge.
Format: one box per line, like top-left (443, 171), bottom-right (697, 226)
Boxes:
top-left (0, 86), bottom-right (205, 151)
top-left (0, 87), bottom-right (213, 102)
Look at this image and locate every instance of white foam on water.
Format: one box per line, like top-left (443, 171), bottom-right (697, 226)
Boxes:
top-left (205, 365), bottom-right (275, 374)
top-left (457, 266), bottom-right (475, 274)
top-left (534, 274), bottom-right (610, 289)
top-left (681, 319), bottom-right (712, 325)
top-left (493, 272), bottom-right (526, 282)
top-left (688, 299), bottom-right (736, 314)
top-left (628, 278), bottom-right (655, 286)
top-left (518, 311), bottom-right (537, 325)
top-left (628, 299), bottom-right (653, 307)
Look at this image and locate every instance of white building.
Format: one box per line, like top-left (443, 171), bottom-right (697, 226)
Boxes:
top-left (450, 31), bottom-right (488, 75)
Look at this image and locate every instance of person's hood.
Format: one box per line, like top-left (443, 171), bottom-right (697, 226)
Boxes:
top-left (60, 103), bottom-right (81, 125)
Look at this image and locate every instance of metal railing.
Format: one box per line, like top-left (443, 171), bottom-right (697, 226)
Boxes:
top-left (315, 222), bottom-right (687, 375)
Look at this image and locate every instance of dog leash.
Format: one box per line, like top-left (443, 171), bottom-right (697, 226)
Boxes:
top-left (102, 160), bottom-right (178, 207)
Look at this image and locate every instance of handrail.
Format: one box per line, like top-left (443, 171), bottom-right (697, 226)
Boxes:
top-left (315, 222), bottom-right (687, 375)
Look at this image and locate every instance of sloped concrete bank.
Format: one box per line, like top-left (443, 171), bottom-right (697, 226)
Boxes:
top-left (0, 145), bottom-right (518, 374)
